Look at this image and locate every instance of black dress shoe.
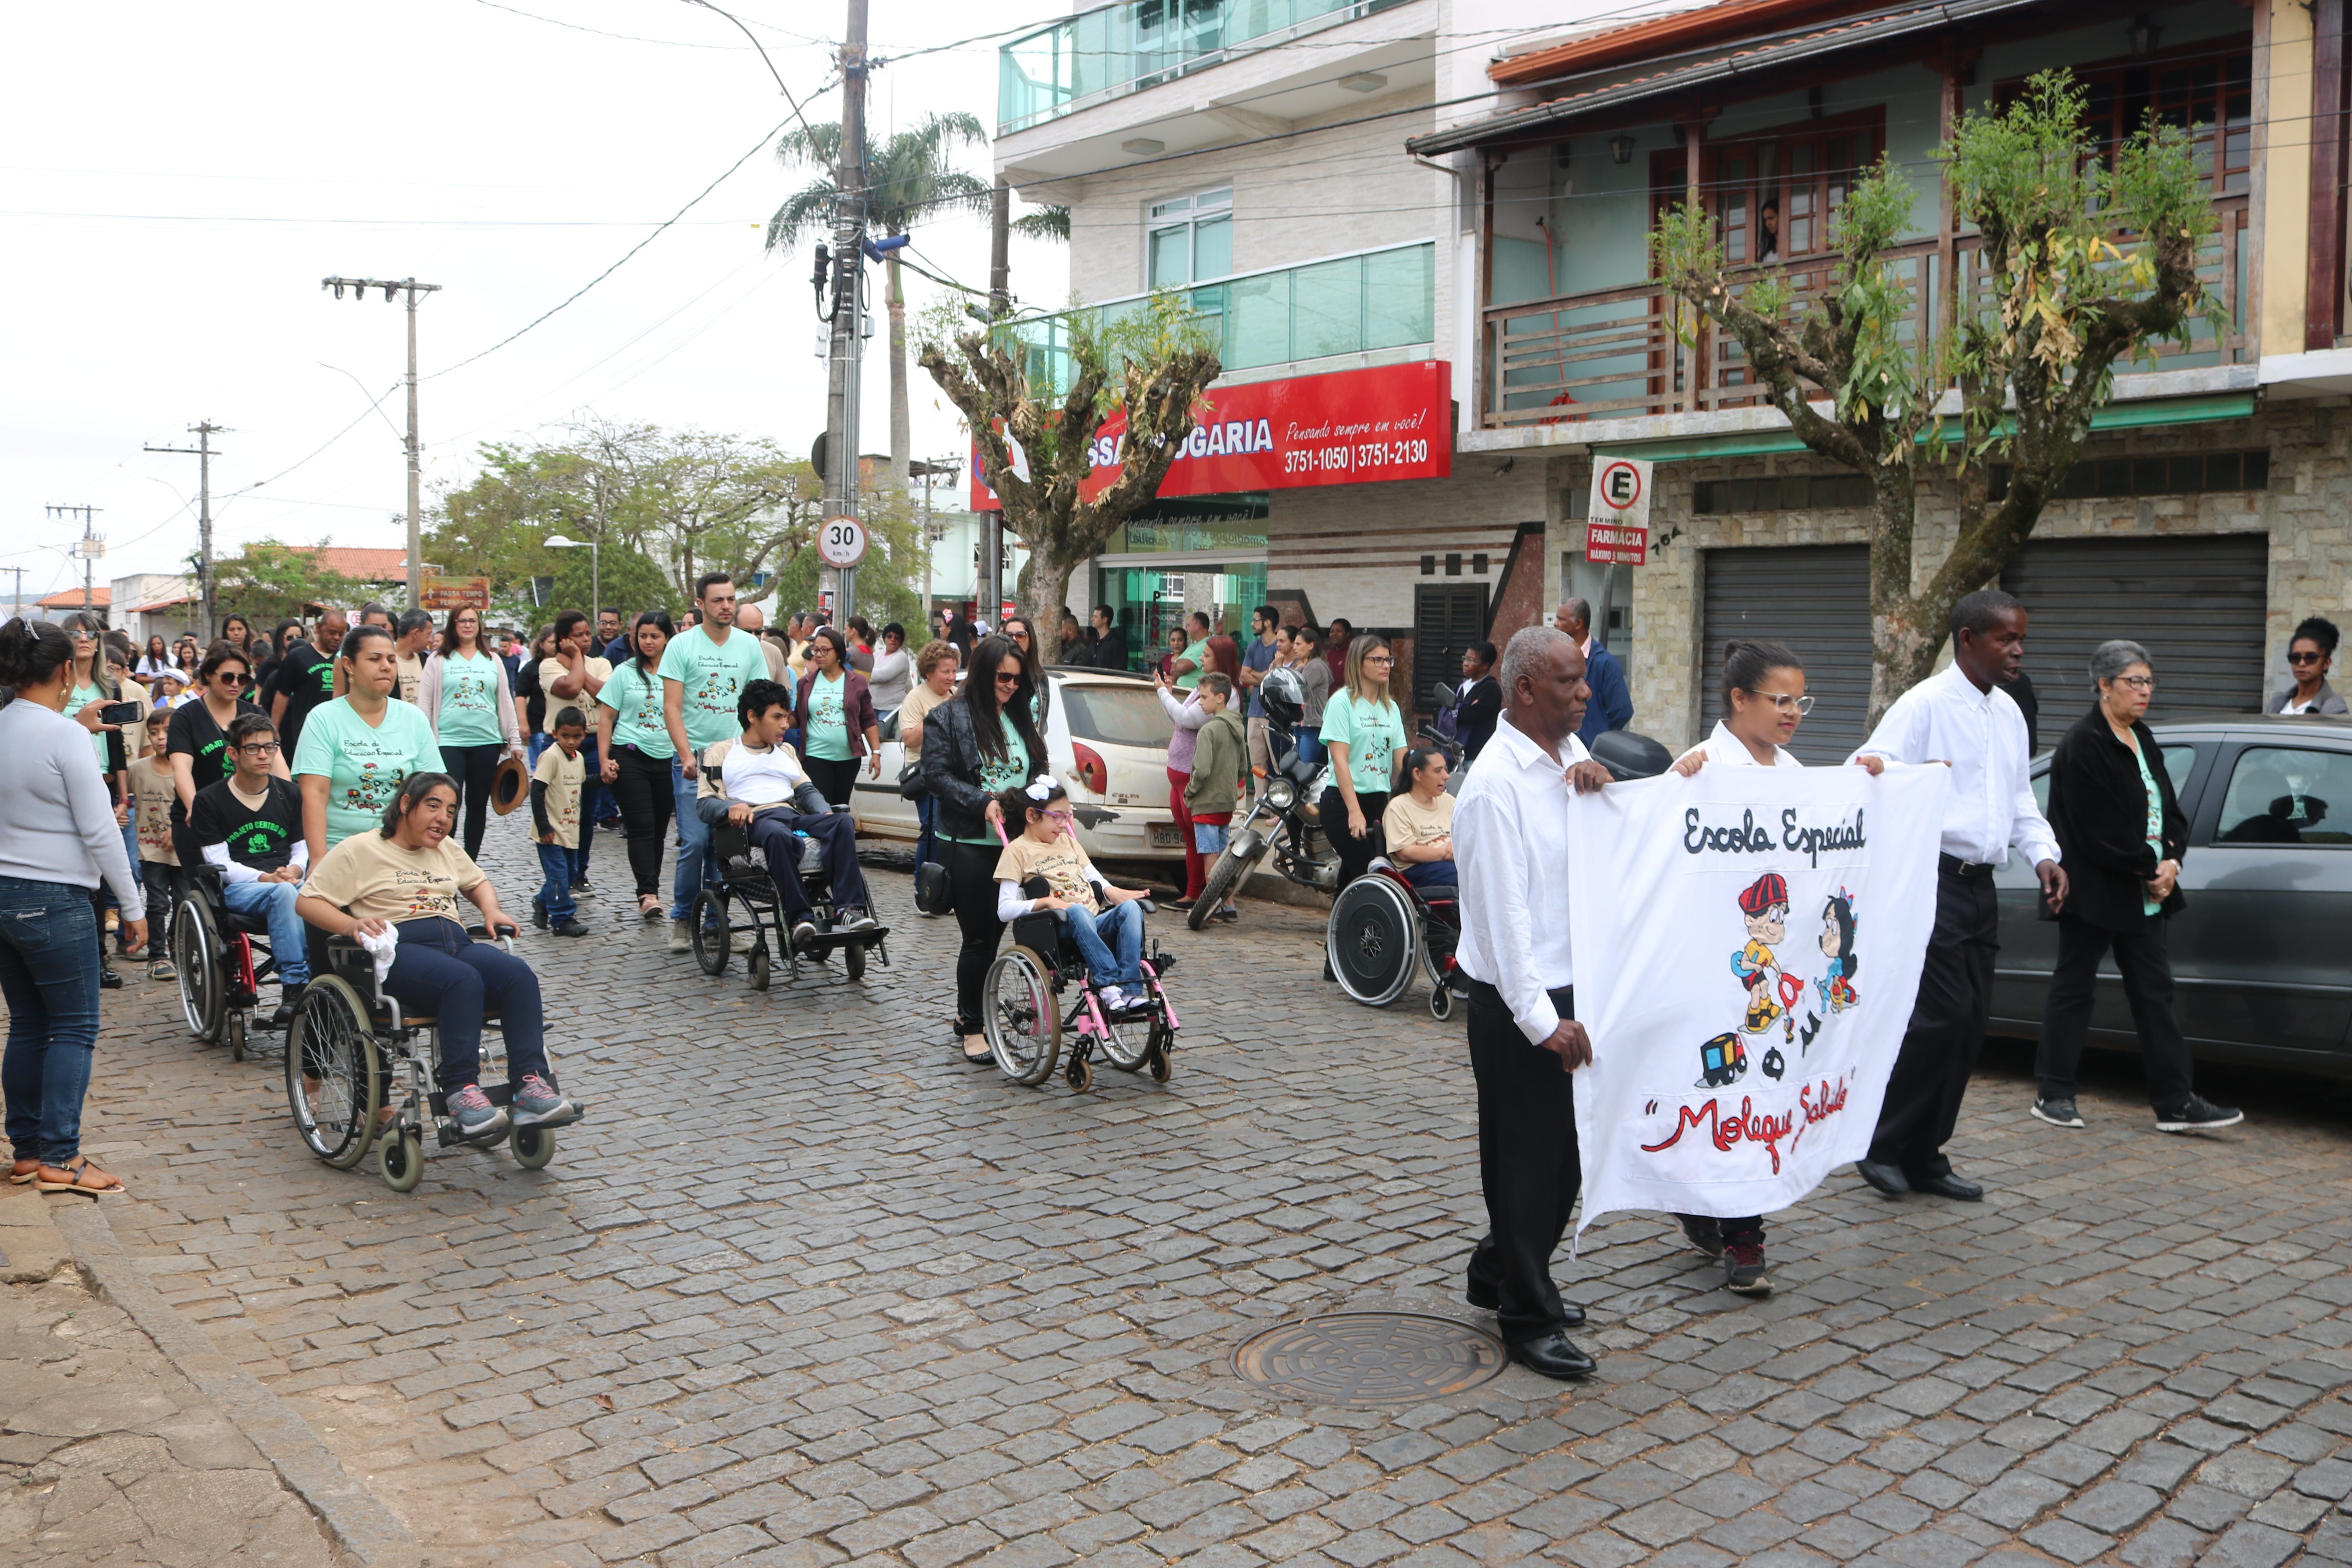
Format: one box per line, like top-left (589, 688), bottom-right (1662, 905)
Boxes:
top-left (1911, 1171), bottom-right (1984, 1201)
top-left (1854, 1159), bottom-right (1909, 1198)
top-left (98, 966), bottom-right (123, 991)
top-left (1508, 1330), bottom-right (1596, 1380)
top-left (1465, 1279), bottom-right (1583, 1326)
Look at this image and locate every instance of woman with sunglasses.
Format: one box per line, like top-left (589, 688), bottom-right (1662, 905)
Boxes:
top-left (166, 644), bottom-right (279, 866)
top-left (915, 635), bottom-right (1049, 1063)
top-left (999, 615), bottom-right (1051, 725)
top-left (2266, 616), bottom-right (2347, 715)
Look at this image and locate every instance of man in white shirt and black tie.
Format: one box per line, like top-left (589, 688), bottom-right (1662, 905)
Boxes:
top-left (1851, 590), bottom-right (2067, 1201)
top-left (1452, 626), bottom-right (1614, 1380)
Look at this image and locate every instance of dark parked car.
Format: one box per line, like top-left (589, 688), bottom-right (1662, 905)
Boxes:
top-left (1989, 714), bottom-right (2352, 1075)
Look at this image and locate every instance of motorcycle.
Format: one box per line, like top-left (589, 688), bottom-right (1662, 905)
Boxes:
top-left (1186, 666), bottom-right (1335, 930)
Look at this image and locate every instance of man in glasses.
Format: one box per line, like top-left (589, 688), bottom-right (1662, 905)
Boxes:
top-left (1555, 599), bottom-right (1632, 749)
top-left (188, 712), bottom-right (312, 1024)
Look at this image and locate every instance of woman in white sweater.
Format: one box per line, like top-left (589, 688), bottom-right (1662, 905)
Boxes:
top-left (0, 617), bottom-right (146, 1197)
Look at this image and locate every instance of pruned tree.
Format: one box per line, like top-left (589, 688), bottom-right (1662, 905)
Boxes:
top-left (918, 291), bottom-right (1221, 665)
top-left (1652, 70), bottom-right (2221, 721)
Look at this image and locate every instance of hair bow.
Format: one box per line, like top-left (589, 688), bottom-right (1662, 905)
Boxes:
top-left (1024, 777), bottom-right (1060, 800)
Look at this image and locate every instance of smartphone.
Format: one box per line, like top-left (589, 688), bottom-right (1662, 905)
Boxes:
top-left (100, 702), bottom-right (141, 726)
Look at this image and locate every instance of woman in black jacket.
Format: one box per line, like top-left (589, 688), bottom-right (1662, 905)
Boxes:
top-left (915, 635), bottom-right (1048, 1062)
top-left (2033, 640), bottom-right (2240, 1134)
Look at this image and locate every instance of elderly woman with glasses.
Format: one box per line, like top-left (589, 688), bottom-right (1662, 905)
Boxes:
top-left (2032, 639), bottom-right (2240, 1135)
top-left (2267, 616), bottom-right (2347, 715)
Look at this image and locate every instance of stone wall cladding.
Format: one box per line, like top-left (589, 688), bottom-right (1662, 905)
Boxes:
top-left (1575, 401), bottom-right (2352, 751)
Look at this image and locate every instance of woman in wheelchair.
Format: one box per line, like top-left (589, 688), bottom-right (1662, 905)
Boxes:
top-left (693, 679), bottom-right (876, 944)
top-left (1381, 747), bottom-right (1458, 894)
top-left (994, 778), bottom-right (1154, 1012)
top-left (296, 772), bottom-right (574, 1141)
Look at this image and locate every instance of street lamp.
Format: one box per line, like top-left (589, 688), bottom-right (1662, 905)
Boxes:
top-left (543, 535), bottom-right (598, 626)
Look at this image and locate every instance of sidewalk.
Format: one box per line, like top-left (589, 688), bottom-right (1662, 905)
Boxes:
top-left (0, 1181), bottom-right (347, 1566)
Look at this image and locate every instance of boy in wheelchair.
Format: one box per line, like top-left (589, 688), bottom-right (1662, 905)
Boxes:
top-left (994, 777), bottom-right (1154, 1011)
top-left (187, 711), bottom-right (312, 1024)
top-left (694, 678), bottom-right (876, 946)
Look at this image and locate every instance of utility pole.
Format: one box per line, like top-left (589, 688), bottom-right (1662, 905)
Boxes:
top-left (321, 277), bottom-right (442, 606)
top-left (820, 0), bottom-right (870, 628)
top-left (48, 506), bottom-right (103, 621)
top-left (145, 421), bottom-right (227, 642)
top-left (6, 566), bottom-right (23, 622)
top-left (980, 181), bottom-right (1012, 628)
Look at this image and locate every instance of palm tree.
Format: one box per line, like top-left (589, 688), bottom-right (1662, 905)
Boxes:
top-left (768, 112), bottom-right (991, 489)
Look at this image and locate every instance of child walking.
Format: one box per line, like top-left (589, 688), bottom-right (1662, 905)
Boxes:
top-left (131, 710), bottom-right (183, 980)
top-left (532, 707), bottom-right (588, 937)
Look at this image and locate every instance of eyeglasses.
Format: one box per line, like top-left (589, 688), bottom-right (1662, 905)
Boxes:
top-left (2289, 650), bottom-right (2327, 666)
top-left (1364, 654), bottom-right (1394, 666)
top-left (1009, 630), bottom-right (1030, 642)
top-left (1044, 809), bottom-right (1074, 824)
top-left (2113, 674), bottom-right (2156, 691)
top-left (237, 741), bottom-right (280, 756)
top-left (1745, 690), bottom-right (1815, 715)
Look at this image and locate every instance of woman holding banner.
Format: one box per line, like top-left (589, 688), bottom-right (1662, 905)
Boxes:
top-left (1673, 640), bottom-right (1882, 1295)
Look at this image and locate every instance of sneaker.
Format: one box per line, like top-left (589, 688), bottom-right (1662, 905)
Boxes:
top-left (1676, 1214), bottom-right (1724, 1258)
top-left (148, 959), bottom-right (177, 982)
top-left (531, 898), bottom-right (548, 930)
top-left (2031, 1097), bottom-right (2085, 1129)
top-left (511, 1074), bottom-right (574, 1127)
top-left (2155, 1095), bottom-right (2244, 1133)
top-left (1723, 1239), bottom-right (1772, 1296)
top-left (447, 1084), bottom-right (508, 1140)
top-left (790, 918), bottom-right (819, 949)
top-left (840, 907), bottom-right (878, 932)
top-left (667, 918), bottom-right (693, 952)
top-left (572, 878), bottom-right (591, 897)
top-left (551, 919), bottom-right (590, 938)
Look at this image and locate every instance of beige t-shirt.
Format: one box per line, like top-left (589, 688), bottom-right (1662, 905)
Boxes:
top-left (536, 656), bottom-right (611, 730)
top-left (532, 743), bottom-right (584, 849)
top-left (993, 831), bottom-right (1099, 906)
top-left (132, 757), bottom-right (179, 865)
top-left (395, 652), bottom-right (424, 706)
top-left (301, 832), bottom-right (485, 927)
top-left (1382, 790), bottom-right (1454, 853)
top-left (898, 682), bottom-right (952, 763)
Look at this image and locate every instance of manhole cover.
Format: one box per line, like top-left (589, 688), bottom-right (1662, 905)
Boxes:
top-left (1232, 1312), bottom-right (1506, 1405)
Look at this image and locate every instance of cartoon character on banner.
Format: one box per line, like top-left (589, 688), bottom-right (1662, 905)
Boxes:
top-left (1815, 888), bottom-right (1860, 1014)
top-left (1729, 873), bottom-right (1804, 1040)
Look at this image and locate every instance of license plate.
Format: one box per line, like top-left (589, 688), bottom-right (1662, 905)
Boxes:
top-left (1148, 823), bottom-right (1183, 848)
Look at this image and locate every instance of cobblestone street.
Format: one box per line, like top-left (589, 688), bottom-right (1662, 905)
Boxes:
top-left (19, 825), bottom-right (2352, 1568)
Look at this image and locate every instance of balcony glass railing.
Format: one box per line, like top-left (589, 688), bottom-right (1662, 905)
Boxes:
top-left (1007, 241), bottom-right (1435, 397)
top-left (999, 0), bottom-right (1408, 133)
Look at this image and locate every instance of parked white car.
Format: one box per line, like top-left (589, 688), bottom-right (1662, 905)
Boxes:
top-left (851, 667), bottom-right (1185, 865)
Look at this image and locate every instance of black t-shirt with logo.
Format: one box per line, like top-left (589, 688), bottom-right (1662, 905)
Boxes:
top-left (165, 698), bottom-right (264, 827)
top-left (263, 640), bottom-right (336, 753)
top-left (188, 775), bottom-right (303, 873)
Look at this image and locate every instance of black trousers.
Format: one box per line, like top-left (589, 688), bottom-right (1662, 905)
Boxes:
top-left (609, 745), bottom-right (675, 898)
top-left (947, 839), bottom-right (1004, 1033)
top-left (1464, 978), bottom-right (1582, 1343)
top-left (2036, 915), bottom-right (2196, 1111)
top-left (1870, 864), bottom-right (1997, 1180)
top-left (1321, 786), bottom-right (1389, 887)
top-left (439, 743), bottom-right (504, 862)
top-left (803, 756), bottom-right (861, 813)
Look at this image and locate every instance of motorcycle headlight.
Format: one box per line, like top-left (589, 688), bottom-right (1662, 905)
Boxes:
top-left (1265, 777), bottom-right (1295, 810)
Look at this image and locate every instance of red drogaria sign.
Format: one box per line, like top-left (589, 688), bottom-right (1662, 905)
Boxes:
top-left (969, 359), bottom-right (1452, 510)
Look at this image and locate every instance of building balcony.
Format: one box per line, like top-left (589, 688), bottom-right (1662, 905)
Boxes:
top-left (1481, 195), bottom-right (2250, 430)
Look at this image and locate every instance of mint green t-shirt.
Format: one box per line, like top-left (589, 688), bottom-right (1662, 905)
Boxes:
top-left (656, 627), bottom-right (769, 753)
top-left (2133, 740), bottom-right (2164, 917)
top-left (1175, 639), bottom-right (1211, 691)
top-left (596, 662), bottom-right (674, 759)
top-left (291, 697), bottom-right (442, 851)
top-left (434, 652), bottom-right (506, 748)
top-left (1321, 691), bottom-right (1405, 795)
top-left (947, 717), bottom-right (1032, 844)
top-left (804, 671), bottom-right (851, 761)
top-left (69, 682), bottom-right (108, 774)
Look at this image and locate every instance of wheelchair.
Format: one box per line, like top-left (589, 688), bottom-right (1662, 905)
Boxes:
top-left (171, 864), bottom-right (287, 1062)
top-left (690, 815), bottom-right (891, 990)
top-left (983, 885), bottom-right (1181, 1093)
top-left (1326, 859), bottom-right (1465, 1021)
top-left (286, 923), bottom-right (586, 1192)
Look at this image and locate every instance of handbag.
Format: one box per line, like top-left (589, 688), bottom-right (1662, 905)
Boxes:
top-left (916, 860), bottom-right (953, 915)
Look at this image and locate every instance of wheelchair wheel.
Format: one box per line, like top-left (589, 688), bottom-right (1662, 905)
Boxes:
top-left (844, 940), bottom-right (866, 982)
top-left (1065, 1054), bottom-right (1093, 1094)
top-left (378, 1128), bottom-right (424, 1193)
top-left (1327, 875), bottom-right (1422, 1008)
top-left (227, 1011), bottom-right (248, 1062)
top-left (511, 1125), bottom-right (556, 1170)
top-left (690, 889), bottom-right (731, 977)
top-left (1097, 1002), bottom-right (1151, 1072)
top-left (749, 945), bottom-right (771, 991)
top-left (173, 897), bottom-right (223, 1044)
top-left (984, 947), bottom-right (1061, 1086)
top-left (287, 977), bottom-right (382, 1170)
top-left (1428, 984), bottom-right (1455, 1022)
top-left (1147, 1016), bottom-right (1175, 1083)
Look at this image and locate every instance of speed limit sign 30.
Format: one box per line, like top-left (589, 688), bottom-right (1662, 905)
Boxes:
top-left (818, 515), bottom-right (869, 570)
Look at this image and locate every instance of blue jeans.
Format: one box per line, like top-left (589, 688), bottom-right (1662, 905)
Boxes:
top-left (669, 757), bottom-right (712, 920)
top-left (0, 878), bottom-right (102, 1165)
top-left (1193, 822), bottom-right (1230, 857)
top-left (913, 795), bottom-right (939, 883)
top-left (221, 880), bottom-right (312, 987)
top-left (381, 918), bottom-right (551, 1094)
top-left (537, 844), bottom-right (579, 926)
top-left (1402, 858), bottom-right (1457, 893)
top-left (1063, 900), bottom-right (1143, 987)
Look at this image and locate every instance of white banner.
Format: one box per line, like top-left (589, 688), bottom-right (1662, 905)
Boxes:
top-left (1564, 763), bottom-right (1949, 1232)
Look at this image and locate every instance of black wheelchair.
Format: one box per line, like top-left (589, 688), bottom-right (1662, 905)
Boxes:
top-left (690, 811), bottom-right (891, 990)
top-left (287, 923), bottom-right (585, 1192)
top-left (983, 884), bottom-right (1180, 1093)
top-left (1327, 861), bottom-right (1466, 1020)
top-left (171, 864), bottom-right (288, 1062)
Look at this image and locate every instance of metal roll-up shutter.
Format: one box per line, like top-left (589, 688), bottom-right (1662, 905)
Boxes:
top-left (2002, 534), bottom-right (2268, 722)
top-left (1700, 544), bottom-right (1872, 764)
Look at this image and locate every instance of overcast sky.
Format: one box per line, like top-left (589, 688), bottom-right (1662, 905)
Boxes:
top-left (2, 0), bottom-right (1064, 603)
